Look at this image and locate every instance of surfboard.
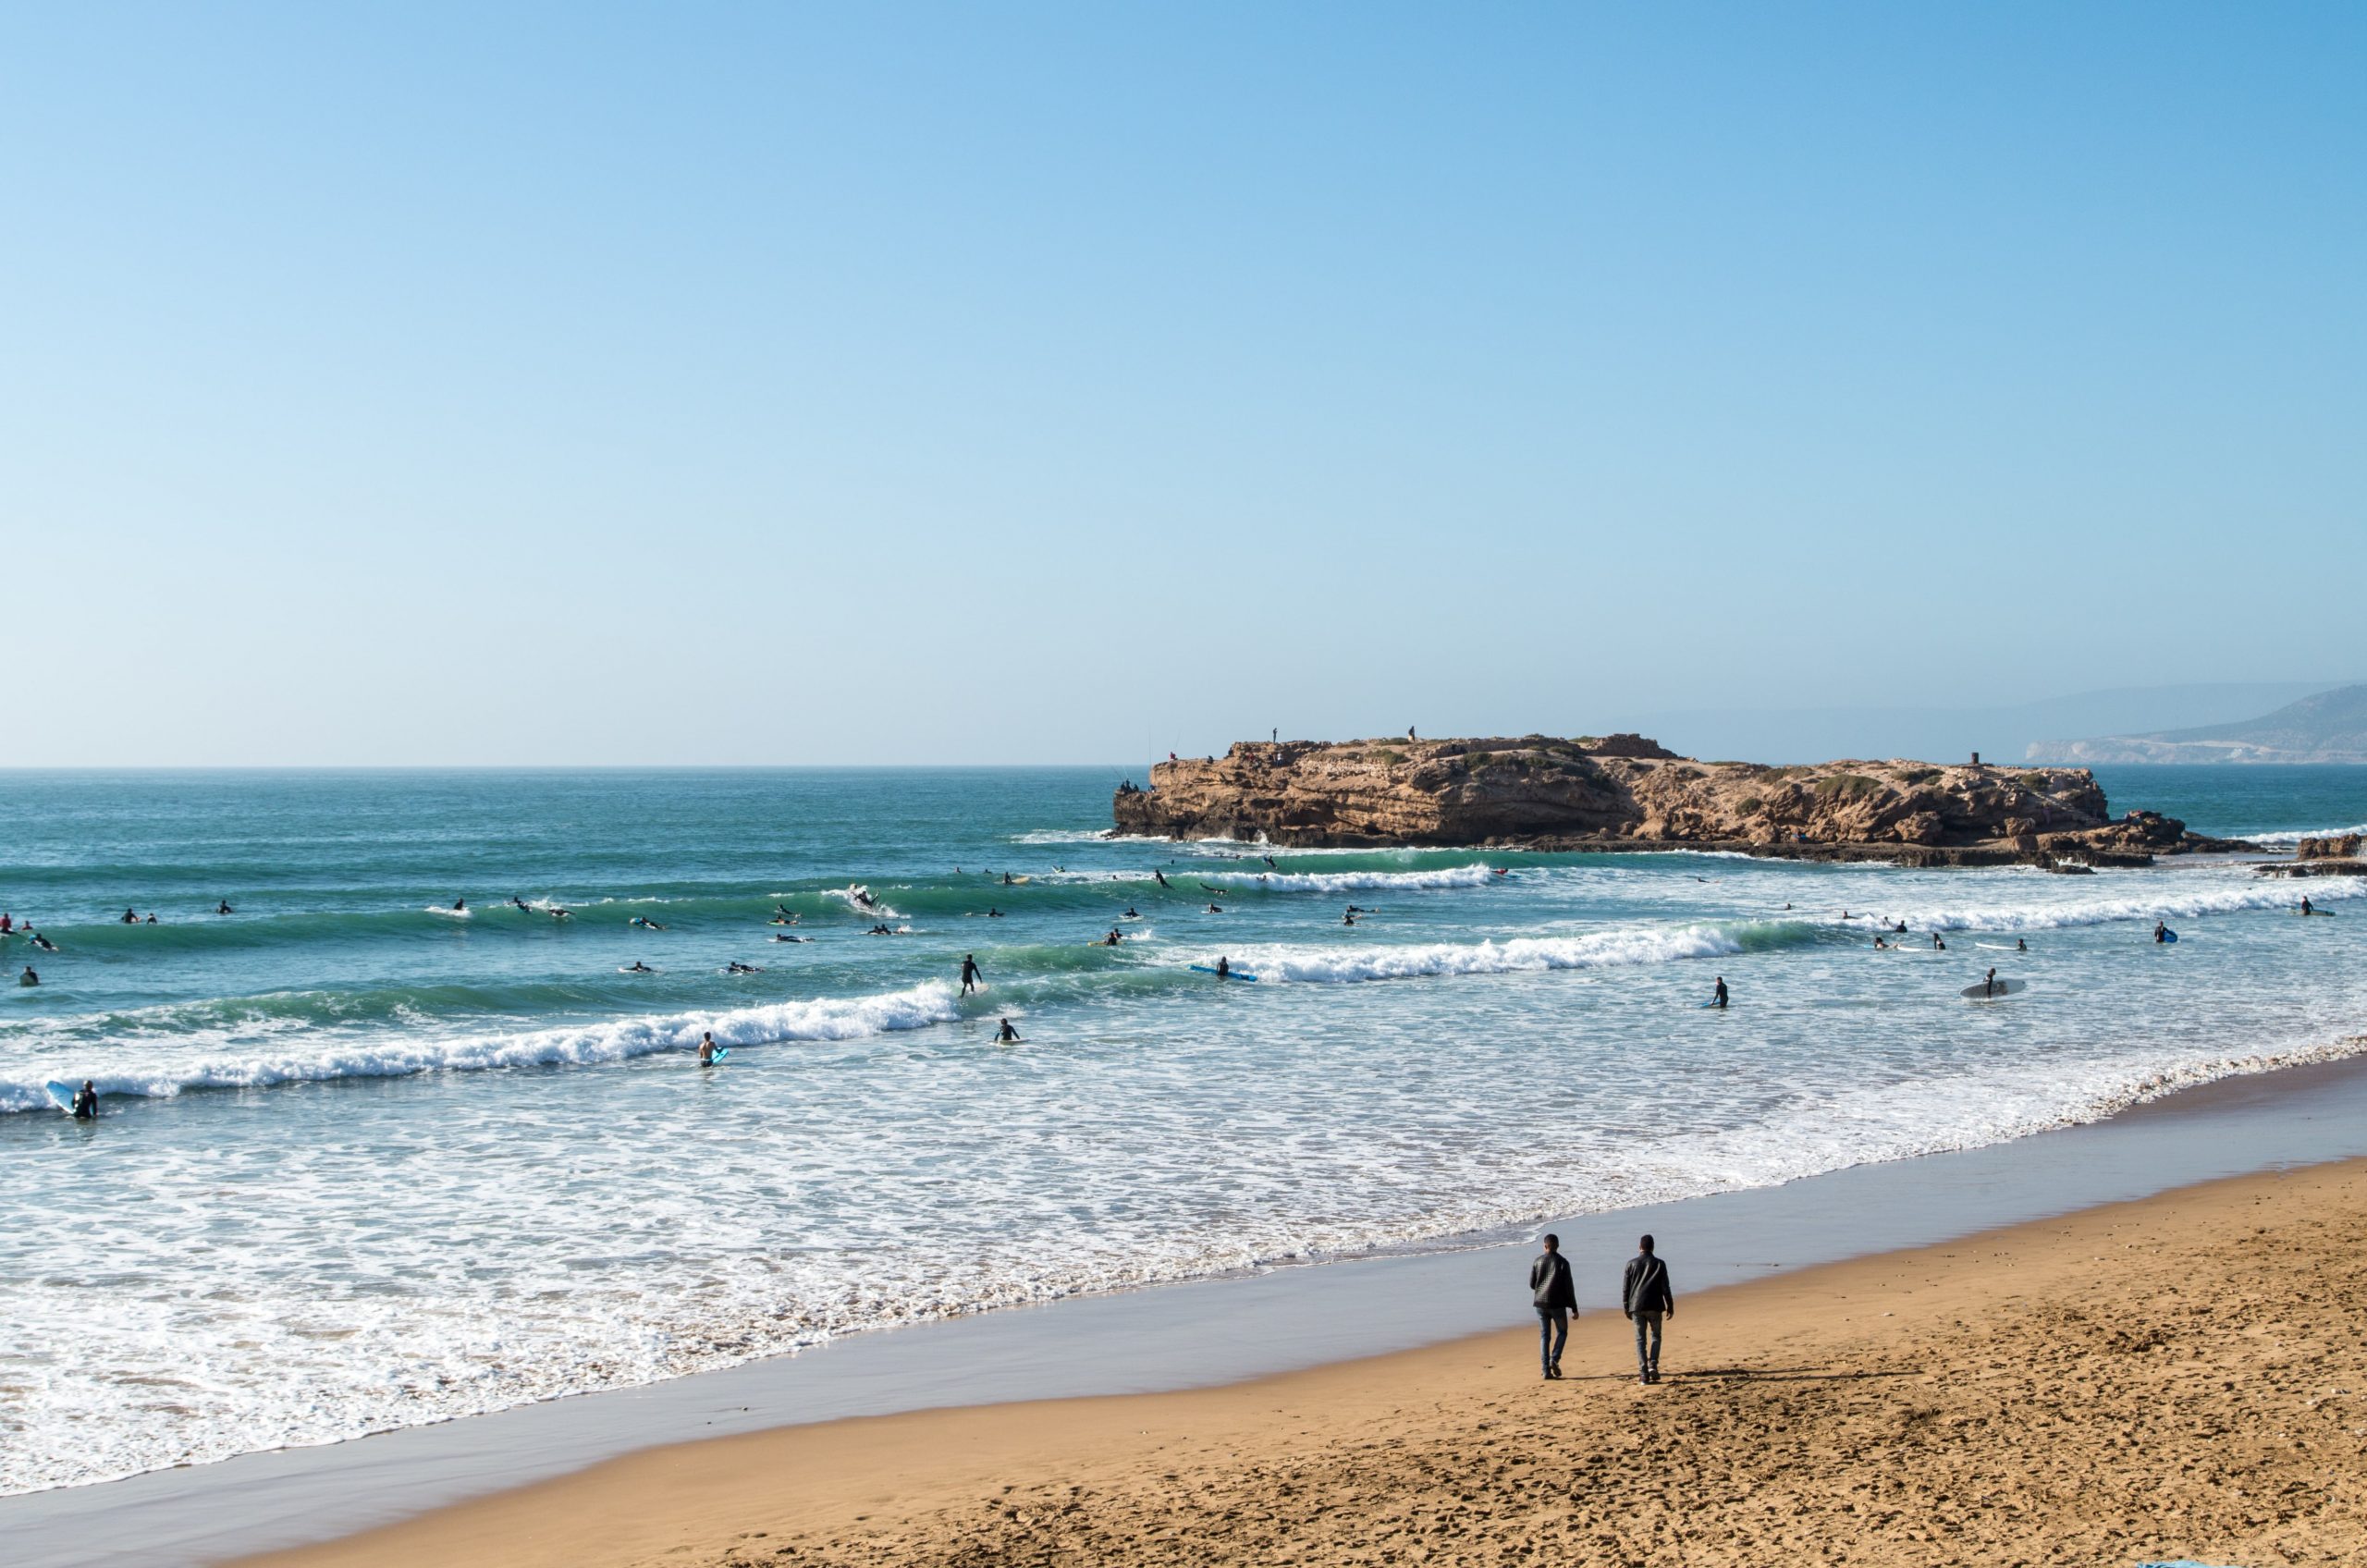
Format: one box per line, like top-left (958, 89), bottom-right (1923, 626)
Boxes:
top-left (1189, 965), bottom-right (1259, 982)
top-left (45, 1081), bottom-right (75, 1113)
top-left (1699, 999), bottom-right (1727, 1009)
top-left (705, 1048), bottom-right (730, 1064)
top-left (2158, 930), bottom-right (2178, 944)
top-left (1960, 979), bottom-right (2027, 998)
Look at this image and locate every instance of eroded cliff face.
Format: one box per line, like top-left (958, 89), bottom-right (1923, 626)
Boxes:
top-left (1111, 735), bottom-right (2233, 864)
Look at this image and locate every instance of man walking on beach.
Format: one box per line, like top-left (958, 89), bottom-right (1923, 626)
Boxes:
top-left (1529, 1233), bottom-right (1576, 1380)
top-left (1623, 1235), bottom-right (1674, 1384)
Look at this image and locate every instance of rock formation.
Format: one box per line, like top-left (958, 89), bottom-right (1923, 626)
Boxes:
top-left (1111, 735), bottom-right (2250, 865)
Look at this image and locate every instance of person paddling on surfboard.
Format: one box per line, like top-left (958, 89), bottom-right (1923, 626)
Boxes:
top-left (72, 1081), bottom-right (98, 1120)
top-left (625, 960), bottom-right (654, 974)
top-left (960, 953), bottom-right (983, 995)
top-left (1711, 976), bottom-right (1728, 1010)
top-left (1873, 936), bottom-right (1887, 949)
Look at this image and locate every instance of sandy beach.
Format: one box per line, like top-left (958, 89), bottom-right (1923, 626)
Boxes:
top-left (240, 1158), bottom-right (2367, 1568)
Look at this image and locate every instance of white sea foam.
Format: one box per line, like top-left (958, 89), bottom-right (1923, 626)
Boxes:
top-left (0, 983), bottom-right (964, 1114)
top-left (1212, 924), bottom-right (1747, 985)
top-left (2233, 822), bottom-right (2367, 849)
top-left (1874, 875), bottom-right (2363, 935)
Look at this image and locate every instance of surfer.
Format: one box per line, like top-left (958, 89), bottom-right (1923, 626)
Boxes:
top-left (31, 934), bottom-right (57, 953)
top-left (2154, 921), bottom-right (2169, 944)
top-left (72, 1081), bottom-right (98, 1120)
top-left (630, 916), bottom-right (668, 931)
top-left (1215, 956), bottom-right (1231, 980)
top-left (2302, 897), bottom-right (2314, 916)
top-left (453, 898), bottom-right (466, 913)
top-left (1873, 936), bottom-right (1888, 949)
top-left (960, 953), bottom-right (983, 995)
top-left (1206, 902), bottom-right (1223, 913)
top-left (1982, 966), bottom-right (2000, 998)
top-left (625, 961), bottom-right (655, 974)
top-left (120, 908), bottom-right (139, 925)
top-left (511, 895), bottom-right (531, 911)
top-left (1932, 933), bottom-right (1946, 951)
top-left (1102, 929), bottom-right (1122, 946)
top-left (1153, 870), bottom-right (1171, 889)
top-left (1711, 976), bottom-right (1728, 1010)
top-left (2016, 937), bottom-right (2028, 952)
top-left (215, 900), bottom-right (233, 915)
top-left (698, 1032), bottom-right (718, 1065)
top-left (987, 908), bottom-right (1004, 918)
top-left (997, 1017), bottom-right (1021, 1043)
top-left (18, 966), bottom-right (35, 986)
top-left (1002, 872), bottom-right (1015, 886)
top-left (1895, 920), bottom-right (1907, 934)
top-left (549, 906), bottom-right (572, 920)
top-left (144, 913), bottom-right (157, 925)
top-left (1122, 907), bottom-right (1139, 919)
top-left (770, 933), bottom-right (808, 942)
top-left (1343, 912), bottom-right (1356, 926)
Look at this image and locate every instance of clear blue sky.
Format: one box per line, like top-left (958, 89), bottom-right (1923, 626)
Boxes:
top-left (6, 4), bottom-right (2361, 765)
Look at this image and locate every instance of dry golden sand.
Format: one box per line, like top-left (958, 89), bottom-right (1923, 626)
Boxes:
top-left (245, 1160), bottom-right (2367, 1568)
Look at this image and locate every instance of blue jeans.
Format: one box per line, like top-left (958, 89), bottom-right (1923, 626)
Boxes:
top-left (1633, 1310), bottom-right (1663, 1376)
top-left (1536, 1306), bottom-right (1568, 1373)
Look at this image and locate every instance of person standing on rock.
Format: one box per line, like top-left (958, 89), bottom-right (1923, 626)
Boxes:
top-left (1530, 1233), bottom-right (1576, 1380)
top-left (1623, 1235), bottom-right (1674, 1384)
top-left (960, 953), bottom-right (983, 995)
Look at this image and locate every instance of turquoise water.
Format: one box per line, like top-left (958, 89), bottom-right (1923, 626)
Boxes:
top-left (4, 765), bottom-right (2364, 1494)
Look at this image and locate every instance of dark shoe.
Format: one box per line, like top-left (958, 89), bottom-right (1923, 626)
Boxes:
top-left (1550, 1362), bottom-right (1563, 1378)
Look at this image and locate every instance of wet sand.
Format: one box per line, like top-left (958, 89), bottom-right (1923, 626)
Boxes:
top-left (245, 1158), bottom-right (2367, 1568)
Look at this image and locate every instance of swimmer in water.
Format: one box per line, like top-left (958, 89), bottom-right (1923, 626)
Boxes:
top-left (698, 1032), bottom-right (718, 1064)
top-left (2017, 937), bottom-right (2028, 951)
top-left (120, 909), bottom-right (138, 925)
top-left (72, 1080), bottom-right (99, 1120)
top-left (997, 1017), bottom-right (1021, 1043)
top-left (215, 900), bottom-right (234, 915)
top-left (625, 961), bottom-right (654, 974)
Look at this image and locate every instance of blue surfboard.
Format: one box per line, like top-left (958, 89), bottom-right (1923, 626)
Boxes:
top-left (1189, 964), bottom-right (1259, 982)
top-left (2158, 929), bottom-right (2178, 944)
top-left (45, 1081), bottom-right (75, 1113)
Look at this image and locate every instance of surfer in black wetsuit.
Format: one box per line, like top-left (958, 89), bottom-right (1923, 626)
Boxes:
top-left (2017, 937), bottom-right (2028, 951)
top-left (216, 900), bottom-right (233, 915)
top-left (1895, 920), bottom-right (1907, 934)
top-left (1122, 907), bottom-right (1138, 919)
top-left (1873, 936), bottom-right (1888, 949)
top-left (1343, 912), bottom-right (1356, 925)
top-left (453, 898), bottom-right (466, 913)
top-left (2154, 921), bottom-right (2169, 943)
top-left (1983, 966), bottom-right (1999, 998)
top-left (960, 953), bottom-right (982, 995)
top-left (625, 961), bottom-right (654, 974)
top-left (1002, 872), bottom-right (1015, 886)
top-left (72, 1081), bottom-right (98, 1120)
top-left (1102, 929), bottom-right (1122, 946)
top-left (31, 934), bottom-right (56, 953)
top-left (997, 1017), bottom-right (1021, 1043)
top-left (1711, 976), bottom-right (1728, 1010)
top-left (1215, 956), bottom-right (1231, 980)
top-left (1206, 902), bottom-right (1223, 913)
top-left (120, 909), bottom-right (138, 925)
top-left (1932, 933), bottom-right (1946, 951)
top-left (1153, 870), bottom-right (1171, 889)
top-left (18, 965), bottom-right (36, 986)
top-left (2301, 897), bottom-right (2315, 916)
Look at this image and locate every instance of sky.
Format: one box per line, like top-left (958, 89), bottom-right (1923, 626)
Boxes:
top-left (6, 3), bottom-right (2362, 766)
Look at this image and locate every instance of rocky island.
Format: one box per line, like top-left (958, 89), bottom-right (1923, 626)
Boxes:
top-left (1111, 735), bottom-right (2251, 866)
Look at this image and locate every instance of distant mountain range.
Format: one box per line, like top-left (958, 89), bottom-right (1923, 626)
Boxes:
top-left (2026, 684), bottom-right (2367, 765)
top-left (1612, 682), bottom-right (2342, 767)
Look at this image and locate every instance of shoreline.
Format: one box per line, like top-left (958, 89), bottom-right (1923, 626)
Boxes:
top-left (248, 1157), bottom-right (2367, 1567)
top-left (7, 1042), bottom-right (2367, 1566)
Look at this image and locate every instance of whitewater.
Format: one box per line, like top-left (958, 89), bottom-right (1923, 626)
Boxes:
top-left (3, 764), bottom-right (2363, 1498)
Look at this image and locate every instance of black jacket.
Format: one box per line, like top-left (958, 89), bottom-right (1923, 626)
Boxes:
top-left (1622, 1253), bottom-right (1673, 1315)
top-left (1530, 1250), bottom-right (1576, 1310)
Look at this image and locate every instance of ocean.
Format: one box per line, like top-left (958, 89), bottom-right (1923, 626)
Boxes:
top-left (4, 764), bottom-right (2363, 1496)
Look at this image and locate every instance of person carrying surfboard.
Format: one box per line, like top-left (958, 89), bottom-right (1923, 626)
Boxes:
top-left (1983, 966), bottom-right (2000, 998)
top-left (2154, 921), bottom-right (2169, 943)
top-left (698, 1033), bottom-right (718, 1066)
top-left (1711, 976), bottom-right (1729, 1010)
top-left (960, 954), bottom-right (983, 995)
top-left (72, 1081), bottom-right (98, 1121)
